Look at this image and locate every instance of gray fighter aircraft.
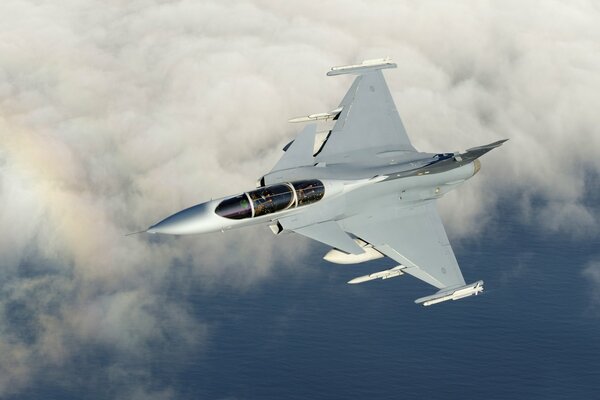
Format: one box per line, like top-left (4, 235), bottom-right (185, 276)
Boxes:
top-left (146, 58), bottom-right (507, 306)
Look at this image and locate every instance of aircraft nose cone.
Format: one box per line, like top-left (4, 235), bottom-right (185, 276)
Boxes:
top-left (148, 203), bottom-right (210, 235)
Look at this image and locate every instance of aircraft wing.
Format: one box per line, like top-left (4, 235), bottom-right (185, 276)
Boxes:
top-left (268, 59), bottom-right (417, 176)
top-left (339, 200), bottom-right (466, 290)
top-left (316, 62), bottom-right (417, 164)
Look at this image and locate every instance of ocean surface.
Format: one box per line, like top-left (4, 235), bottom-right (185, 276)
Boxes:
top-left (12, 206), bottom-right (600, 399)
top-left (182, 209), bottom-right (600, 400)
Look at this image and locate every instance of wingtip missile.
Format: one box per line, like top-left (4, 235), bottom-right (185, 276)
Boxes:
top-left (327, 58), bottom-right (397, 76)
top-left (414, 280), bottom-right (484, 306)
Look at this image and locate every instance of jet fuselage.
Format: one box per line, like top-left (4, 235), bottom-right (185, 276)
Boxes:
top-left (147, 154), bottom-right (480, 236)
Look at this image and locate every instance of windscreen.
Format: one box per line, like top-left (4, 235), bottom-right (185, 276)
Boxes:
top-left (215, 180), bottom-right (325, 220)
top-left (215, 194), bottom-right (252, 220)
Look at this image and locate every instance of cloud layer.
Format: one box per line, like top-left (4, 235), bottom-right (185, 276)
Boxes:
top-left (1, 0), bottom-right (599, 397)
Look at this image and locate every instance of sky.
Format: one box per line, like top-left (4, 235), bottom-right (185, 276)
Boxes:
top-left (1, 0), bottom-right (599, 398)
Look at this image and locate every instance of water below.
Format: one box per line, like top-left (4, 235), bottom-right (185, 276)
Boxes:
top-left (12, 207), bottom-right (600, 399)
top-left (179, 209), bottom-right (600, 399)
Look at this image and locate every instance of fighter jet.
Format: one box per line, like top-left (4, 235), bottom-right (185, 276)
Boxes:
top-left (146, 58), bottom-right (506, 306)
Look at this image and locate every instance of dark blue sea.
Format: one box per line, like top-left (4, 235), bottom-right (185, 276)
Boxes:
top-left (182, 208), bottom-right (599, 400)
top-left (12, 205), bottom-right (600, 399)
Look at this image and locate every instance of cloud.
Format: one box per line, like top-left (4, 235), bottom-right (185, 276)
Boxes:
top-left (1, 0), bottom-right (599, 397)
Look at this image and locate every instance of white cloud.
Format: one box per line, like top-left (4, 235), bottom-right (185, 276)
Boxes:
top-left (1, 0), bottom-right (599, 396)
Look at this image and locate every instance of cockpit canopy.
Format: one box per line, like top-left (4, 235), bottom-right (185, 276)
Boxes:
top-left (215, 180), bottom-right (325, 220)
